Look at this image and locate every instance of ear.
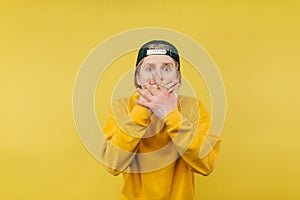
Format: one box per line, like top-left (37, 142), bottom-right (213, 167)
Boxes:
top-left (136, 73), bottom-right (141, 86)
top-left (176, 71), bottom-right (181, 82)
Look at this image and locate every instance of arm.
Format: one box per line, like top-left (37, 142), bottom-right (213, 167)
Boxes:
top-left (135, 81), bottom-right (221, 175)
top-left (100, 98), bottom-right (150, 175)
top-left (163, 99), bottom-right (222, 176)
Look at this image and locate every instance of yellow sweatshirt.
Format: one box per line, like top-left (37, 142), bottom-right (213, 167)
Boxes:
top-left (101, 95), bottom-right (222, 200)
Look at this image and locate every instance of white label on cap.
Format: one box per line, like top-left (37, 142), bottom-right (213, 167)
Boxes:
top-left (146, 49), bottom-right (167, 55)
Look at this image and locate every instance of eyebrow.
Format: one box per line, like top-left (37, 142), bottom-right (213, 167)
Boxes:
top-left (161, 62), bottom-right (174, 66)
top-left (143, 62), bottom-right (174, 66)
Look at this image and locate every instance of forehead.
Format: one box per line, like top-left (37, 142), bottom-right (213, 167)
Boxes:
top-left (142, 55), bottom-right (175, 65)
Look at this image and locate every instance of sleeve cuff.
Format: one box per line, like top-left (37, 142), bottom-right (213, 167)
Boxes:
top-left (130, 105), bottom-right (151, 126)
top-left (163, 109), bottom-right (182, 127)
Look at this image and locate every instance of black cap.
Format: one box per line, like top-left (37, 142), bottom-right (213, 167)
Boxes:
top-left (136, 40), bottom-right (180, 68)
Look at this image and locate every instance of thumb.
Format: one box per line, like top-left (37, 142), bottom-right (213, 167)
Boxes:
top-left (170, 83), bottom-right (180, 95)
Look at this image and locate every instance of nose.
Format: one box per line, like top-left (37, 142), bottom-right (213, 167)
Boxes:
top-left (152, 68), bottom-right (163, 82)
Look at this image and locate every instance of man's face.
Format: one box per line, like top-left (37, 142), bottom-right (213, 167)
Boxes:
top-left (136, 55), bottom-right (180, 88)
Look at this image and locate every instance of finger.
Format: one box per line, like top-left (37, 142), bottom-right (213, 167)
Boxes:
top-left (152, 74), bottom-right (165, 89)
top-left (140, 83), bottom-right (153, 95)
top-left (164, 80), bottom-right (179, 90)
top-left (169, 83), bottom-right (180, 95)
top-left (157, 83), bottom-right (169, 95)
top-left (152, 74), bottom-right (169, 94)
top-left (140, 82), bottom-right (150, 90)
top-left (143, 84), bottom-right (159, 96)
top-left (135, 99), bottom-right (151, 108)
top-left (136, 87), bottom-right (154, 101)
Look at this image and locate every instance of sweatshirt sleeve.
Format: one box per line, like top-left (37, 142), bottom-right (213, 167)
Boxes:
top-left (100, 99), bottom-right (150, 176)
top-left (163, 99), bottom-right (222, 176)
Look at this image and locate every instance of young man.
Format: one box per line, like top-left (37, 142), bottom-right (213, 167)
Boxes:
top-left (101, 40), bottom-right (222, 200)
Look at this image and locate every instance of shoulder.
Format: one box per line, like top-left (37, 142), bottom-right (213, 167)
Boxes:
top-left (179, 95), bottom-right (197, 102)
top-left (113, 97), bottom-right (130, 107)
top-left (112, 95), bottom-right (138, 113)
top-left (178, 95), bottom-right (208, 117)
top-left (178, 95), bottom-right (201, 107)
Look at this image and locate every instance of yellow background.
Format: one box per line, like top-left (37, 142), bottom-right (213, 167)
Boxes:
top-left (1, 0), bottom-right (300, 199)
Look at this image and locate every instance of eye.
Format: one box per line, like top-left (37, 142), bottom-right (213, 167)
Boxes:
top-left (162, 66), bottom-right (171, 72)
top-left (145, 67), bottom-right (153, 72)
